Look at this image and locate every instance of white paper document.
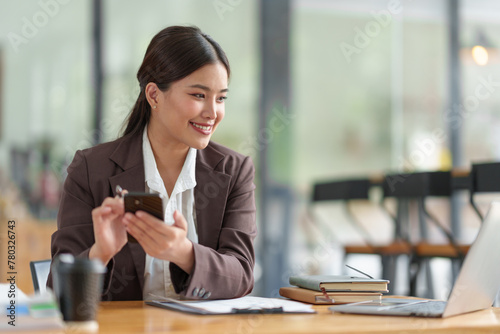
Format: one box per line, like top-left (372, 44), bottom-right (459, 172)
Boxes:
top-left (146, 295), bottom-right (316, 314)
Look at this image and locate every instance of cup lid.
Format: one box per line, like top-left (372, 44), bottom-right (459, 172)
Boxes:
top-left (53, 254), bottom-right (107, 274)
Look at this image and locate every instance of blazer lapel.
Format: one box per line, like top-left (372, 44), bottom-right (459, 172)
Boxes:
top-left (107, 132), bottom-right (147, 290)
top-left (195, 144), bottom-right (231, 250)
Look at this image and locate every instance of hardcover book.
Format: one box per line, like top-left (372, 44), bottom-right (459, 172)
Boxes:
top-left (289, 275), bottom-right (389, 292)
top-left (279, 287), bottom-right (382, 305)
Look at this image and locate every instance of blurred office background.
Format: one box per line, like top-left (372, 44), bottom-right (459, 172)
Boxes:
top-left (1, 0), bottom-right (500, 299)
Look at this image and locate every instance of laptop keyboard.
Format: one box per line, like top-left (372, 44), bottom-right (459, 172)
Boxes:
top-left (391, 301), bottom-right (446, 317)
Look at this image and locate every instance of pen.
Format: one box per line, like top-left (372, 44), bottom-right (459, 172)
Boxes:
top-left (115, 185), bottom-right (125, 198)
top-left (231, 307), bottom-right (284, 314)
top-left (345, 264), bottom-right (374, 279)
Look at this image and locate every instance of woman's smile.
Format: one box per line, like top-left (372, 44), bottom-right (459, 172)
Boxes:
top-left (190, 121), bottom-right (213, 135)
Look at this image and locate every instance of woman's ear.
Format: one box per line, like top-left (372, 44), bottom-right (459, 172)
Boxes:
top-left (145, 82), bottom-right (159, 110)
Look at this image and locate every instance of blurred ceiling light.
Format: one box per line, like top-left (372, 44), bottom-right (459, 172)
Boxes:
top-left (472, 45), bottom-right (488, 66)
top-left (469, 29), bottom-right (496, 66)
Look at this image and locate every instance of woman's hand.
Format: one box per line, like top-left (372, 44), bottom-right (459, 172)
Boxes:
top-left (123, 210), bottom-right (195, 274)
top-left (89, 196), bottom-right (128, 265)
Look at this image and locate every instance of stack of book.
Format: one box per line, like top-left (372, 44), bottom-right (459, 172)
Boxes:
top-left (279, 275), bottom-right (389, 305)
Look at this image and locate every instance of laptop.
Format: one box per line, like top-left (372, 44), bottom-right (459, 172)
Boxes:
top-left (330, 201), bottom-right (500, 318)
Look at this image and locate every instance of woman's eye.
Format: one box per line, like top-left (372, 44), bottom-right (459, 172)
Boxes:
top-left (217, 96), bottom-right (228, 103)
top-left (191, 93), bottom-right (205, 99)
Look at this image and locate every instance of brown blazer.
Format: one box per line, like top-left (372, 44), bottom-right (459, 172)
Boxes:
top-left (49, 131), bottom-right (257, 301)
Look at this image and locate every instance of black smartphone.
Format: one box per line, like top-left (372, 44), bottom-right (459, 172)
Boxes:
top-left (124, 192), bottom-right (164, 243)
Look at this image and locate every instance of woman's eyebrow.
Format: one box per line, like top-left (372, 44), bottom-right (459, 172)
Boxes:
top-left (188, 84), bottom-right (228, 93)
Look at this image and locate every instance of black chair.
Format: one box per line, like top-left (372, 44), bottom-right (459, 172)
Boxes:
top-left (30, 259), bottom-right (51, 293)
top-left (311, 178), bottom-right (378, 256)
top-left (469, 162), bottom-right (500, 221)
top-left (382, 171), bottom-right (467, 297)
top-left (311, 177), bottom-right (407, 284)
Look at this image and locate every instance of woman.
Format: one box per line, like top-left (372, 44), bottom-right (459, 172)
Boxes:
top-left (49, 26), bottom-right (257, 301)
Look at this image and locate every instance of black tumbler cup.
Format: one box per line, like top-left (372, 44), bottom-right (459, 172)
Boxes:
top-left (52, 254), bottom-right (106, 323)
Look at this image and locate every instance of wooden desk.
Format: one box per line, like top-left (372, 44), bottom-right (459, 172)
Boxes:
top-left (87, 301), bottom-right (500, 334)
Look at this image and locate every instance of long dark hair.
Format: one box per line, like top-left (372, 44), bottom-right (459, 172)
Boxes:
top-left (122, 26), bottom-right (230, 137)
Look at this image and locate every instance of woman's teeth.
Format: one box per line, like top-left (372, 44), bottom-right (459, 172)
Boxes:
top-left (191, 122), bottom-right (211, 130)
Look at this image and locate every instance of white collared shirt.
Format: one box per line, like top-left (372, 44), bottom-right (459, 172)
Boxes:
top-left (141, 128), bottom-right (198, 300)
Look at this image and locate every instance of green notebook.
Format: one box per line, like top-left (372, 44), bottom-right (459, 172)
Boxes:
top-left (289, 275), bottom-right (389, 292)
